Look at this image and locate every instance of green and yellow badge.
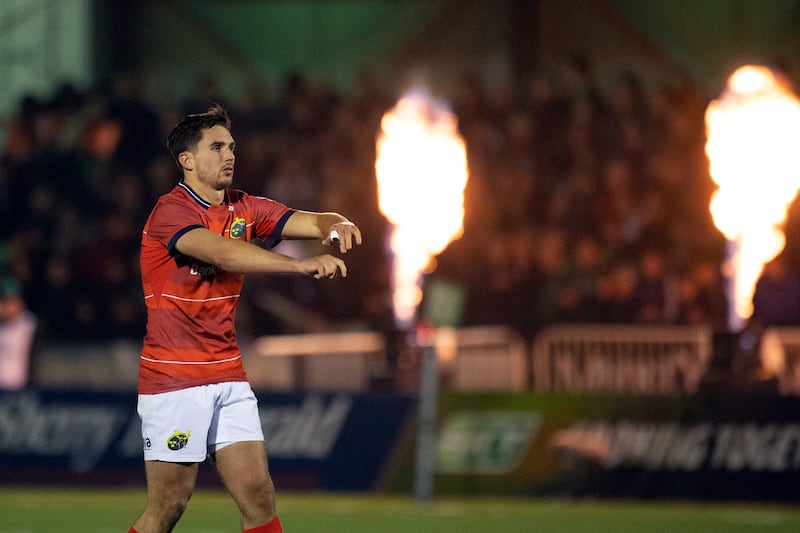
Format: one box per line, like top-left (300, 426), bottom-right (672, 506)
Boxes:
top-left (166, 430), bottom-right (191, 451)
top-left (230, 217), bottom-right (246, 239)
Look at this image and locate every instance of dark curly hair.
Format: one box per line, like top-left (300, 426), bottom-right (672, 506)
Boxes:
top-left (166, 103), bottom-right (231, 168)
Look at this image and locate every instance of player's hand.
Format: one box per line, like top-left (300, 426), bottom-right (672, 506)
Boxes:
top-left (323, 221), bottom-right (363, 253)
top-left (300, 254), bottom-right (348, 279)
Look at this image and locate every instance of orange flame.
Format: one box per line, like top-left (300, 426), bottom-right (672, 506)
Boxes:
top-left (705, 66), bottom-right (800, 330)
top-left (375, 88), bottom-right (468, 329)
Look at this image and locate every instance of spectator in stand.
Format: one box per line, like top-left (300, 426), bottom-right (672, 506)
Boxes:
top-left (28, 254), bottom-right (83, 340)
top-left (752, 255), bottom-right (800, 326)
top-left (677, 258), bottom-right (729, 329)
top-left (632, 247), bottom-right (679, 323)
top-left (0, 278), bottom-right (37, 390)
top-left (531, 226), bottom-right (570, 327)
top-left (463, 227), bottom-right (540, 335)
top-left (560, 234), bottom-right (608, 322)
top-left (593, 262), bottom-right (638, 323)
top-left (602, 70), bottom-right (648, 163)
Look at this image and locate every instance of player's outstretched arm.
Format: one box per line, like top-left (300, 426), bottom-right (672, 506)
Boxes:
top-left (174, 227), bottom-right (346, 277)
top-left (282, 211), bottom-right (363, 253)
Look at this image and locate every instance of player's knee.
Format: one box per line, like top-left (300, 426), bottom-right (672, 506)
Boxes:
top-left (237, 463), bottom-right (273, 495)
top-left (245, 477), bottom-right (274, 506)
top-left (237, 477), bottom-right (276, 521)
top-left (162, 494), bottom-right (191, 525)
top-left (148, 488), bottom-right (192, 525)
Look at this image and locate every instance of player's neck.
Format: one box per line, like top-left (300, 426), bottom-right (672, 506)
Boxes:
top-left (182, 175), bottom-right (226, 205)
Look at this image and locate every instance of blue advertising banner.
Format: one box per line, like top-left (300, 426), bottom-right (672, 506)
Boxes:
top-left (0, 389), bottom-right (415, 491)
top-left (254, 392), bottom-right (415, 490)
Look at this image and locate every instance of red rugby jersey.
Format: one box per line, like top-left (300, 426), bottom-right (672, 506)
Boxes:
top-left (139, 181), bottom-right (293, 394)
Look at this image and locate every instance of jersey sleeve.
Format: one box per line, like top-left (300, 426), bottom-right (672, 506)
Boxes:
top-left (146, 196), bottom-right (205, 254)
top-left (247, 193), bottom-right (294, 249)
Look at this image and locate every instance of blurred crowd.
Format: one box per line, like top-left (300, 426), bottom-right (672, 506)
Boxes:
top-left (3, 53), bottom-right (800, 352)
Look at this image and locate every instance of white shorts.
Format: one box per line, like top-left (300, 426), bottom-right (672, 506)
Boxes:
top-left (137, 381), bottom-right (264, 462)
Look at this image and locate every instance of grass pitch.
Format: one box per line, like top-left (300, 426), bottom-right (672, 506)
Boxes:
top-left (0, 488), bottom-right (798, 532)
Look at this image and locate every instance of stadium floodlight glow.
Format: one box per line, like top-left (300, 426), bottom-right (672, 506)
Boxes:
top-left (705, 65), bottom-right (800, 331)
top-left (375, 87), bottom-right (468, 330)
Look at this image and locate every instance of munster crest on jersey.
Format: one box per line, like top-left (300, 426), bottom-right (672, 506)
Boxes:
top-left (230, 217), bottom-right (246, 239)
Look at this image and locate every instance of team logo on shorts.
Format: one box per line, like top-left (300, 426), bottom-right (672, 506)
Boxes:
top-left (166, 430), bottom-right (191, 451)
top-left (230, 217), bottom-right (246, 239)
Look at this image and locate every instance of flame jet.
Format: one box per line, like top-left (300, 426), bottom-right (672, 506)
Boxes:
top-left (705, 66), bottom-right (800, 331)
top-left (375, 88), bottom-right (469, 329)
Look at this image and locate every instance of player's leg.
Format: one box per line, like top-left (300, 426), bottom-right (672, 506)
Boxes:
top-left (213, 440), bottom-right (281, 530)
top-left (130, 386), bottom-right (215, 532)
top-left (132, 460), bottom-right (199, 533)
top-left (208, 382), bottom-right (282, 532)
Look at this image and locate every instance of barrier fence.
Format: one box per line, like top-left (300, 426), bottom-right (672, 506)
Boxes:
top-left (761, 327), bottom-right (800, 396)
top-left (531, 324), bottom-right (713, 395)
top-left (28, 324), bottom-right (800, 395)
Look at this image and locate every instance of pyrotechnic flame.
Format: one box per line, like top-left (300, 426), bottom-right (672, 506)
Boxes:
top-left (705, 65), bottom-right (800, 331)
top-left (375, 88), bottom-right (468, 329)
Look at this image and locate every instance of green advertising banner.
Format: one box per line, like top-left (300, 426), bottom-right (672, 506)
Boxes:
top-left (384, 392), bottom-right (800, 503)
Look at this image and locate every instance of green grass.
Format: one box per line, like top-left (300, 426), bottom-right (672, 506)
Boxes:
top-left (0, 488), bottom-right (798, 532)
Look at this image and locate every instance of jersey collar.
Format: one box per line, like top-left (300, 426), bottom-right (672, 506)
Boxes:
top-left (178, 181), bottom-right (228, 209)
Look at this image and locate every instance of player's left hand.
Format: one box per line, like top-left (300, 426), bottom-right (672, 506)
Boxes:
top-left (323, 221), bottom-right (363, 253)
top-left (300, 254), bottom-right (347, 279)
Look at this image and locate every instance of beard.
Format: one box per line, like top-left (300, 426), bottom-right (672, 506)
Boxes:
top-left (200, 168), bottom-right (234, 190)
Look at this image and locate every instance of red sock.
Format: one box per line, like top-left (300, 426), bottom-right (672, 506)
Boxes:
top-left (128, 528), bottom-right (139, 533)
top-left (243, 516), bottom-right (283, 533)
